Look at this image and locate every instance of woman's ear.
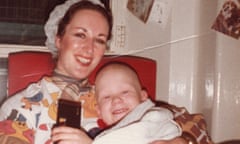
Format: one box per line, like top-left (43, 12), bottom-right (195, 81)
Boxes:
top-left (55, 36), bottom-right (61, 50)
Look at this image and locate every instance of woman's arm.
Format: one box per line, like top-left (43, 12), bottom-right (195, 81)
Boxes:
top-left (150, 137), bottom-right (188, 144)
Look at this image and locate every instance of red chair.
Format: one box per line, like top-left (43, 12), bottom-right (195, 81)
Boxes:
top-left (8, 51), bottom-right (156, 100)
top-left (7, 51), bottom-right (214, 144)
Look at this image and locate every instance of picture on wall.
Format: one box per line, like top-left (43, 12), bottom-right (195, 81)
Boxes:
top-left (211, 0), bottom-right (240, 39)
top-left (127, 0), bottom-right (154, 23)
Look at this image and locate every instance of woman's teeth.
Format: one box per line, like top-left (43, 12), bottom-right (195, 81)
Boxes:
top-left (77, 57), bottom-right (90, 64)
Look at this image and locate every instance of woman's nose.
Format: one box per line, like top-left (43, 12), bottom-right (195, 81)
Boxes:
top-left (83, 39), bottom-right (94, 55)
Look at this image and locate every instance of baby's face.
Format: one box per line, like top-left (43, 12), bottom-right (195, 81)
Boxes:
top-left (95, 66), bottom-right (147, 125)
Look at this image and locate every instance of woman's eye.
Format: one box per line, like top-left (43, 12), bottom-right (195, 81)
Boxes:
top-left (74, 33), bottom-right (86, 39)
top-left (95, 38), bottom-right (107, 45)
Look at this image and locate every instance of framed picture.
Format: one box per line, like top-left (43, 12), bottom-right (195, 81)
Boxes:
top-left (211, 0), bottom-right (240, 39)
top-left (127, 0), bottom-right (154, 22)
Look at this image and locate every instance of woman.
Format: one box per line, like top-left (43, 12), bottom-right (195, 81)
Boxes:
top-left (0, 1), bottom-right (112, 143)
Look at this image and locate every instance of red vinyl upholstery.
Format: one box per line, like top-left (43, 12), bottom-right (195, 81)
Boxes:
top-left (8, 51), bottom-right (156, 100)
top-left (8, 51), bottom-right (55, 96)
top-left (7, 52), bottom-right (215, 144)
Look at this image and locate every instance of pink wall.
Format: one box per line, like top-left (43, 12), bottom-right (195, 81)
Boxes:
top-left (114, 0), bottom-right (239, 142)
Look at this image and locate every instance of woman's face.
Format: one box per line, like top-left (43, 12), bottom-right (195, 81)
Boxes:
top-left (56, 9), bottom-right (109, 79)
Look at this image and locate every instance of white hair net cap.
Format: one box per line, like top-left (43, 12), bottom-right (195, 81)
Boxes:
top-left (44, 0), bottom-right (104, 56)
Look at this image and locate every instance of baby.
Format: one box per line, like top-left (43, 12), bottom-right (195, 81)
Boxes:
top-left (93, 61), bottom-right (182, 144)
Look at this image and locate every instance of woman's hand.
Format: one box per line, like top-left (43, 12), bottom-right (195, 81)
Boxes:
top-left (150, 137), bottom-right (188, 144)
top-left (51, 126), bottom-right (93, 144)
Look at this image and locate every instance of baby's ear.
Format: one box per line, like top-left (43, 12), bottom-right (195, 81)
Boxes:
top-left (140, 89), bottom-right (148, 101)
